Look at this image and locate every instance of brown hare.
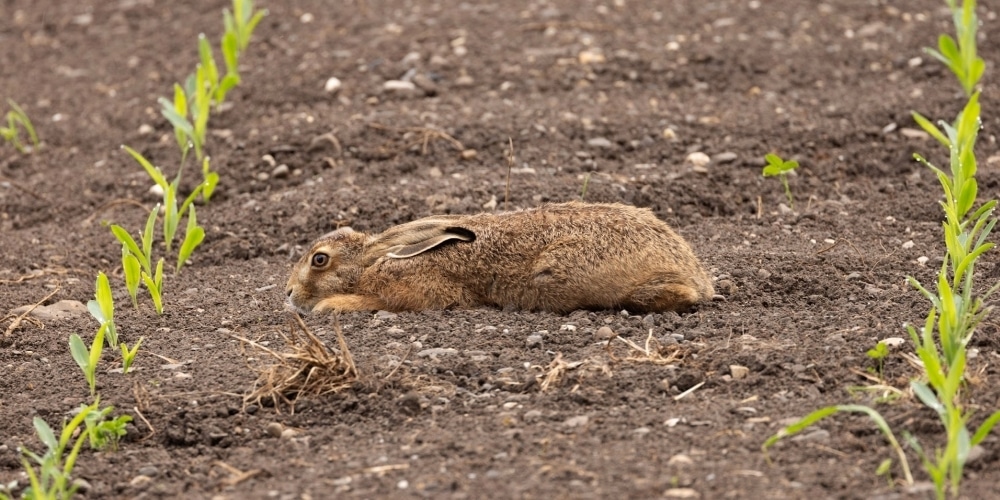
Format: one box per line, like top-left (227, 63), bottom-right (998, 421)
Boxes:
top-left (286, 201), bottom-right (714, 314)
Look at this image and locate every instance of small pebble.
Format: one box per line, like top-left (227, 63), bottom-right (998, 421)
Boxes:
top-left (526, 334), bottom-right (543, 348)
top-left (265, 422), bottom-right (283, 438)
top-left (563, 415), bottom-right (589, 427)
top-left (594, 326), bottom-right (615, 340)
top-left (138, 465), bottom-right (159, 478)
top-left (324, 77), bottom-right (342, 93)
top-left (271, 164), bottom-right (289, 178)
top-left (685, 152), bottom-right (711, 167)
top-left (138, 124), bottom-right (154, 135)
top-left (417, 348), bottom-right (458, 358)
top-left (384, 80), bottom-right (416, 91)
top-left (375, 310), bottom-right (398, 320)
top-left (729, 365), bottom-right (750, 380)
top-left (587, 137), bottom-right (613, 148)
top-left (712, 152), bottom-right (738, 163)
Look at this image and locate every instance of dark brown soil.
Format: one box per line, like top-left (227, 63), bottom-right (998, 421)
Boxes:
top-left (2, 0), bottom-right (999, 498)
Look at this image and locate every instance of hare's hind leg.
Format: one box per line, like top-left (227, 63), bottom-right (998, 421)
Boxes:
top-left (624, 282), bottom-right (702, 313)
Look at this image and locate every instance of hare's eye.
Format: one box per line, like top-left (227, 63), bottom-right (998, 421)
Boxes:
top-left (311, 253), bottom-right (330, 268)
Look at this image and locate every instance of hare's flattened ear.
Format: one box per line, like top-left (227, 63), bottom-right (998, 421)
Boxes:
top-left (364, 219), bottom-right (472, 265)
top-left (386, 228), bottom-right (474, 259)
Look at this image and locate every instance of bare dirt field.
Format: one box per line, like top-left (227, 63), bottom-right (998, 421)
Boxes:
top-left (2, 0), bottom-right (999, 498)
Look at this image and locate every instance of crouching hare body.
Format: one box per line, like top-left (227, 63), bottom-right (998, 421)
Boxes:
top-left (286, 201), bottom-right (714, 314)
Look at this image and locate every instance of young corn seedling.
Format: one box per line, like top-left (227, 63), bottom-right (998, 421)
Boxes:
top-left (224, 0), bottom-right (267, 53)
top-left (69, 323), bottom-right (106, 397)
top-left (111, 206), bottom-right (167, 314)
top-left (0, 100), bottom-right (40, 153)
top-left (83, 405), bottom-right (131, 452)
top-left (202, 156), bottom-right (219, 202)
top-left (123, 146), bottom-right (204, 252)
top-left (86, 272), bottom-right (118, 348)
top-left (111, 204), bottom-right (156, 306)
top-left (762, 153), bottom-right (799, 209)
top-left (15, 402), bottom-right (99, 500)
top-left (923, 0), bottom-right (984, 96)
top-left (866, 341), bottom-right (890, 379)
top-left (177, 204), bottom-right (206, 273)
top-left (766, 2), bottom-right (1000, 497)
top-left (120, 337), bottom-right (143, 374)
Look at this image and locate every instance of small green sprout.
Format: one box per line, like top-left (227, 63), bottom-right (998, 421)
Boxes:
top-left (17, 402), bottom-right (99, 500)
top-left (177, 205), bottom-right (206, 273)
top-left (68, 324), bottom-right (106, 397)
top-left (875, 458), bottom-right (894, 488)
top-left (111, 208), bottom-right (168, 314)
top-left (143, 258), bottom-right (165, 315)
top-left (122, 146), bottom-right (204, 252)
top-left (763, 404), bottom-right (914, 486)
top-left (120, 337), bottom-right (143, 374)
top-left (86, 272), bottom-right (118, 349)
top-left (83, 405), bottom-right (131, 452)
top-left (866, 341), bottom-right (890, 378)
top-left (0, 100), bottom-right (39, 153)
top-left (924, 0), bottom-right (984, 96)
top-left (122, 244), bottom-right (142, 309)
top-left (202, 156), bottom-right (219, 202)
top-left (762, 153), bottom-right (800, 209)
top-left (224, 0), bottom-right (267, 52)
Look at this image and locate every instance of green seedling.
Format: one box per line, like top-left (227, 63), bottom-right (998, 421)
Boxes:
top-left (224, 0), bottom-right (267, 52)
top-left (177, 205), bottom-right (206, 273)
top-left (924, 0), bottom-right (984, 96)
top-left (762, 153), bottom-right (799, 209)
top-left (120, 337), bottom-right (143, 374)
top-left (866, 341), bottom-right (890, 378)
top-left (123, 146), bottom-right (204, 251)
top-left (763, 404), bottom-right (914, 486)
top-left (159, 84), bottom-right (192, 163)
top-left (111, 204), bottom-right (157, 284)
top-left (0, 100), bottom-right (39, 153)
top-left (768, 3), bottom-right (999, 498)
top-left (83, 405), bottom-right (131, 452)
top-left (143, 258), bottom-right (165, 315)
top-left (122, 244), bottom-right (142, 308)
top-left (876, 458), bottom-right (894, 488)
top-left (202, 156), bottom-right (219, 202)
top-left (69, 324), bottom-right (106, 397)
top-left (111, 207), bottom-right (167, 314)
top-left (17, 402), bottom-right (99, 500)
top-left (86, 272), bottom-right (118, 349)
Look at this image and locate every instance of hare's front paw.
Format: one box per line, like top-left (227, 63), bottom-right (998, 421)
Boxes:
top-left (315, 294), bottom-right (390, 313)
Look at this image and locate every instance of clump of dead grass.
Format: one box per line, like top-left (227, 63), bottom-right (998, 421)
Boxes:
top-left (534, 353), bottom-right (612, 392)
top-left (237, 313), bottom-right (358, 414)
top-left (610, 329), bottom-right (686, 366)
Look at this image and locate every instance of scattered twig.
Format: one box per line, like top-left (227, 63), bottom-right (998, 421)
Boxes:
top-left (132, 407), bottom-right (157, 442)
top-left (81, 198), bottom-right (151, 227)
top-left (384, 343), bottom-right (413, 381)
top-left (673, 381), bottom-right (705, 401)
top-left (214, 461), bottom-right (262, 487)
top-left (813, 239), bottom-right (841, 256)
top-left (3, 287), bottom-right (59, 339)
top-left (366, 123), bottom-right (464, 156)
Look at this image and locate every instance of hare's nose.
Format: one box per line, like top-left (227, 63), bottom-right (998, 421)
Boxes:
top-left (286, 287), bottom-right (293, 297)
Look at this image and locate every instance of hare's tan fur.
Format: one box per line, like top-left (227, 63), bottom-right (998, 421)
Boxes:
top-left (286, 202), bottom-right (714, 314)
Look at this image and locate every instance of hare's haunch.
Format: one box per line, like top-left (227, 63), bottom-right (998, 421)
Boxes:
top-left (286, 202), bottom-right (714, 314)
